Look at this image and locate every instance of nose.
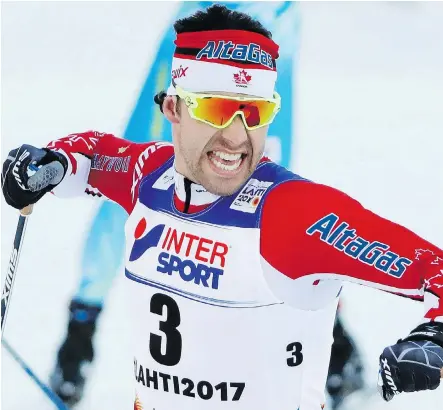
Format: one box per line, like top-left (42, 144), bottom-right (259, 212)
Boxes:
top-left (221, 115), bottom-right (248, 148)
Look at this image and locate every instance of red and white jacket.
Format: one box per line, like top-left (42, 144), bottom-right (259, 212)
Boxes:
top-left (45, 130), bottom-right (443, 410)
top-left (48, 131), bottom-right (443, 323)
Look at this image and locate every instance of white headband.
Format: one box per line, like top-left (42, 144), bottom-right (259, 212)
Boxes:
top-left (167, 57), bottom-right (277, 99)
top-left (166, 30), bottom-right (280, 99)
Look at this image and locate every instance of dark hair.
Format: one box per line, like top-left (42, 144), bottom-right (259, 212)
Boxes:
top-left (174, 4), bottom-right (272, 38)
top-left (154, 4), bottom-right (271, 112)
top-left (154, 90), bottom-right (181, 115)
top-left (153, 90), bottom-right (168, 114)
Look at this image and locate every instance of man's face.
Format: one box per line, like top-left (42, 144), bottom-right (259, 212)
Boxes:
top-left (167, 94), bottom-right (269, 196)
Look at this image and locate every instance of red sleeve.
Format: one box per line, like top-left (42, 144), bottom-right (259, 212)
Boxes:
top-left (261, 180), bottom-right (443, 321)
top-left (47, 131), bottom-right (174, 213)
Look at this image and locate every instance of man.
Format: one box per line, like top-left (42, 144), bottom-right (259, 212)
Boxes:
top-left (2, 5), bottom-right (442, 410)
top-left (48, 3), bottom-right (365, 406)
top-left (48, 2), bottom-right (313, 406)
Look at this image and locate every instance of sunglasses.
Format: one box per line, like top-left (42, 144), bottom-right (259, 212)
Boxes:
top-left (174, 85), bottom-right (281, 131)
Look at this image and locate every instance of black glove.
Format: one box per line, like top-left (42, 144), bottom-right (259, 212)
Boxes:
top-left (1, 144), bottom-right (68, 210)
top-left (378, 322), bottom-right (443, 401)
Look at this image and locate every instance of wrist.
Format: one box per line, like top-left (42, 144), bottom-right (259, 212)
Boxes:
top-left (402, 322), bottom-right (443, 348)
top-left (43, 148), bottom-right (69, 174)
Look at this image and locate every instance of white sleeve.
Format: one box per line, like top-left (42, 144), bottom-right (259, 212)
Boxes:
top-left (50, 149), bottom-right (92, 198)
top-left (261, 257), bottom-right (343, 310)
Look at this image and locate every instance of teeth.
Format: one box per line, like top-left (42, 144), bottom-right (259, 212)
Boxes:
top-left (213, 151), bottom-right (242, 161)
top-left (210, 156), bottom-right (242, 171)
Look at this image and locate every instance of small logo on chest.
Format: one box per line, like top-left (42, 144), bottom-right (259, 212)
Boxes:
top-left (129, 219), bottom-right (229, 290)
top-left (230, 178), bottom-right (273, 213)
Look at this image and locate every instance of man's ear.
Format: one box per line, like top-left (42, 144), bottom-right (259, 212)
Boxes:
top-left (163, 96), bottom-right (180, 124)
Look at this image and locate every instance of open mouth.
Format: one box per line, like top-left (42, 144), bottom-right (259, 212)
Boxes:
top-left (207, 151), bottom-right (247, 173)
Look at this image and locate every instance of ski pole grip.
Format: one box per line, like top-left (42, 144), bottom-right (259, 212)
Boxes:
top-left (20, 205), bottom-right (33, 216)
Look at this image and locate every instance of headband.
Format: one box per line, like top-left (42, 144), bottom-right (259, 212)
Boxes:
top-left (166, 30), bottom-right (279, 99)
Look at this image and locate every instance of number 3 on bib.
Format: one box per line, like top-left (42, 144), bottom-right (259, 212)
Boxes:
top-left (286, 341), bottom-right (303, 367)
top-left (149, 293), bottom-right (182, 366)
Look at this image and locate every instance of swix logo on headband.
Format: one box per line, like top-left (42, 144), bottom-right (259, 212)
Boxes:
top-left (196, 41), bottom-right (274, 69)
top-left (172, 65), bottom-right (188, 79)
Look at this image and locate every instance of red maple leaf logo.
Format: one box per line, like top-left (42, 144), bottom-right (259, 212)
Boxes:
top-left (415, 248), bottom-right (443, 265)
top-left (233, 70), bottom-right (252, 85)
top-left (415, 248), bottom-right (435, 260)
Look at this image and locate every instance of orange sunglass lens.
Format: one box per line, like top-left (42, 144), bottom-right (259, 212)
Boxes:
top-left (250, 100), bottom-right (277, 127)
top-left (193, 97), bottom-right (275, 128)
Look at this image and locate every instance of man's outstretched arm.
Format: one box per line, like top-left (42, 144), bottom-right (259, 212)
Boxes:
top-left (261, 179), bottom-right (443, 321)
top-left (2, 131), bottom-right (174, 213)
top-left (261, 179), bottom-right (443, 399)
